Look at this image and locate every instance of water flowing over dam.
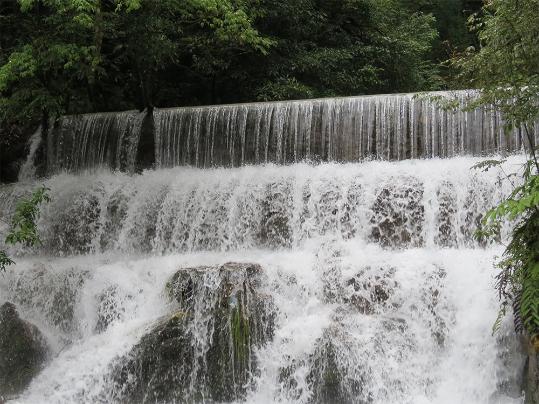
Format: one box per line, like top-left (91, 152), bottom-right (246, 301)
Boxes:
top-left (42, 90), bottom-right (538, 174)
top-left (0, 92), bottom-right (528, 403)
top-left (46, 110), bottom-right (146, 174)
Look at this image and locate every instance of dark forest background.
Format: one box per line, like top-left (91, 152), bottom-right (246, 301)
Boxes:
top-left (0, 0), bottom-right (483, 180)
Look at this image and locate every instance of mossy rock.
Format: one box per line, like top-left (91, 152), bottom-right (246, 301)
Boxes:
top-left (278, 328), bottom-right (366, 404)
top-left (0, 302), bottom-right (48, 399)
top-left (112, 262), bottom-right (275, 403)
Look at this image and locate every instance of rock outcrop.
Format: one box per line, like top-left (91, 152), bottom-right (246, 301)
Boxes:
top-left (0, 302), bottom-right (48, 399)
top-left (370, 178), bottom-right (425, 248)
top-left (523, 337), bottom-right (539, 403)
top-left (110, 262), bottom-right (275, 403)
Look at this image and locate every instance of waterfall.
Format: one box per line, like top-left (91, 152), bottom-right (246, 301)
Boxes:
top-left (0, 156), bottom-right (525, 403)
top-left (46, 110), bottom-right (145, 174)
top-left (37, 90), bottom-right (539, 175)
top-left (154, 91), bottom-right (534, 168)
top-left (18, 127), bottom-right (43, 182)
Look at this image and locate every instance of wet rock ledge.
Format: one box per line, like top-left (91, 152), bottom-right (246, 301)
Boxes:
top-left (0, 302), bottom-right (48, 400)
top-left (110, 262), bottom-right (275, 403)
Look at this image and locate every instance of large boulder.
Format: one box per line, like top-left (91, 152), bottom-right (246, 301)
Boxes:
top-left (0, 302), bottom-right (48, 399)
top-left (110, 262), bottom-right (275, 403)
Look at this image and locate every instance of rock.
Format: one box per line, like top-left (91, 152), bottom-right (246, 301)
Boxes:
top-left (99, 189), bottom-right (130, 251)
top-left (314, 180), bottom-right (342, 235)
top-left (340, 179), bottom-right (363, 239)
top-left (459, 180), bottom-right (495, 247)
top-left (0, 302), bottom-right (48, 398)
top-left (490, 332), bottom-right (526, 402)
top-left (111, 262), bottom-right (275, 403)
top-left (8, 267), bottom-right (89, 337)
top-left (258, 182), bottom-right (292, 248)
top-left (46, 189), bottom-right (102, 254)
top-left (307, 337), bottom-right (363, 404)
top-left (124, 185), bottom-right (169, 253)
top-left (95, 286), bottom-right (129, 333)
top-left (524, 336), bottom-right (539, 404)
top-left (422, 266), bottom-right (448, 348)
top-left (435, 181), bottom-right (457, 247)
top-left (135, 109), bottom-right (155, 172)
top-left (370, 178), bottom-right (425, 248)
top-left (278, 328), bottom-right (366, 404)
top-left (344, 266), bottom-right (397, 314)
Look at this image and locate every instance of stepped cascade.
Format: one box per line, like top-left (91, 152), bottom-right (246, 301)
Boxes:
top-left (0, 93), bottom-right (528, 403)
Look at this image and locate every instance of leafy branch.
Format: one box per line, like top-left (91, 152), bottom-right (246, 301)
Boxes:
top-left (0, 186), bottom-right (50, 271)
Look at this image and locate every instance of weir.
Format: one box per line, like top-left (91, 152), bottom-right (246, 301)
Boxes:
top-left (0, 92), bottom-right (527, 403)
top-left (41, 90), bottom-right (539, 174)
top-left (46, 110), bottom-right (145, 174)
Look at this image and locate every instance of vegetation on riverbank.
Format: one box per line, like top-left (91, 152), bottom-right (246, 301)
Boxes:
top-left (0, 186), bottom-right (50, 271)
top-left (457, 0), bottom-right (539, 338)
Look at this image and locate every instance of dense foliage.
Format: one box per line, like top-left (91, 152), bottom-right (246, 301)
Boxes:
top-left (0, 1), bottom-right (480, 129)
top-left (458, 0), bottom-right (539, 338)
top-left (0, 186), bottom-right (49, 271)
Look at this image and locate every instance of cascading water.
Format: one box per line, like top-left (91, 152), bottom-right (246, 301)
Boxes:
top-left (154, 91), bottom-right (538, 168)
top-left (38, 91), bottom-right (539, 176)
top-left (18, 127), bottom-right (43, 182)
top-left (46, 110), bottom-right (145, 174)
top-left (0, 155), bottom-right (527, 403)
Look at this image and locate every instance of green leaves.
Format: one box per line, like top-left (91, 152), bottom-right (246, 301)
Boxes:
top-left (471, 159), bottom-right (506, 173)
top-left (0, 186), bottom-right (50, 272)
top-left (459, 0), bottom-right (539, 337)
top-left (5, 186), bottom-right (50, 248)
top-left (521, 263), bottom-right (539, 336)
top-left (0, 251), bottom-right (15, 272)
top-left (454, 0), bottom-right (539, 128)
top-left (482, 170), bottom-right (539, 336)
top-left (0, 46), bottom-right (38, 92)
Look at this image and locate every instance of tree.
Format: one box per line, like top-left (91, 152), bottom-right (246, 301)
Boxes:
top-left (107, 0), bottom-right (273, 109)
top-left (0, 186), bottom-right (50, 271)
top-left (0, 0), bottom-right (272, 181)
top-left (0, 0), bottom-right (271, 123)
top-left (246, 0), bottom-right (440, 101)
top-left (456, 0), bottom-right (539, 338)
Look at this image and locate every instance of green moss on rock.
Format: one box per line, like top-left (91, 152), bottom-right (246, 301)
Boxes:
top-left (111, 262), bottom-right (275, 403)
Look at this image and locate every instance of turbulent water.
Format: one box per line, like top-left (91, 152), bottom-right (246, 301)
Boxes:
top-left (0, 156), bottom-right (526, 404)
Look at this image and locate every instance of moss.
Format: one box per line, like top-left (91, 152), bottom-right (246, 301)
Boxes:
top-left (231, 300), bottom-right (251, 369)
top-left (111, 263), bottom-right (275, 403)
